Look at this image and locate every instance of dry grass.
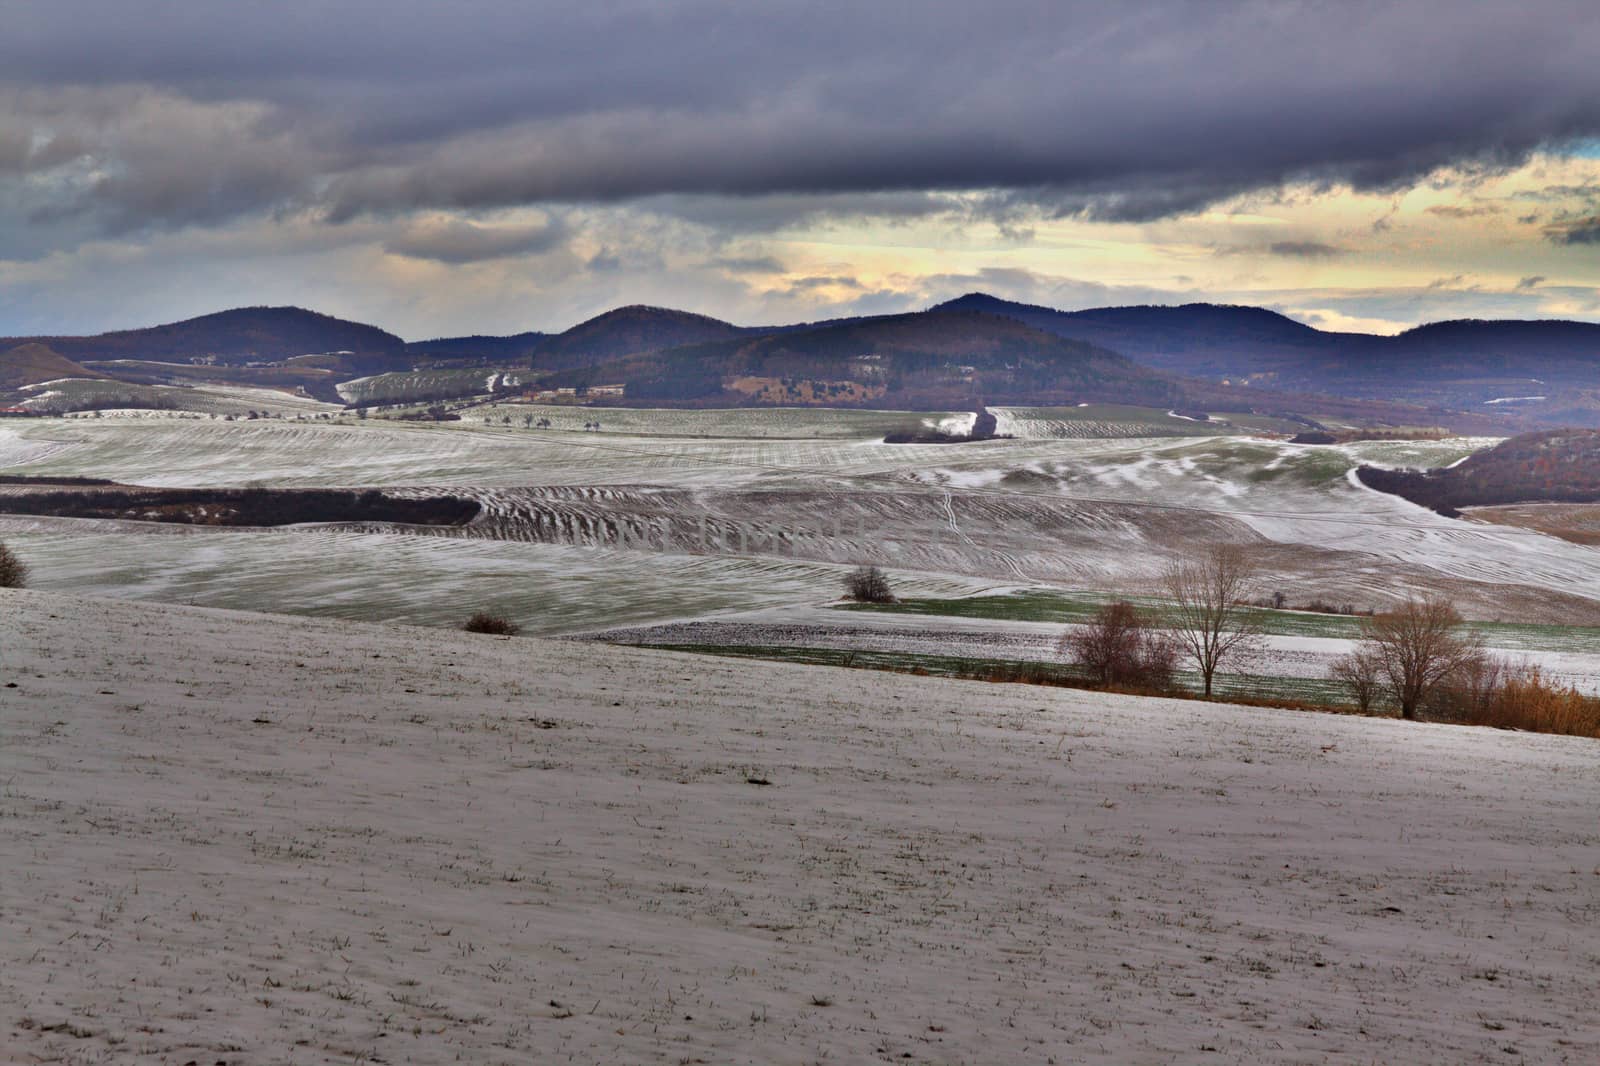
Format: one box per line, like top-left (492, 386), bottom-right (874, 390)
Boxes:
top-left (1467, 502), bottom-right (1600, 546)
top-left (1442, 667), bottom-right (1600, 738)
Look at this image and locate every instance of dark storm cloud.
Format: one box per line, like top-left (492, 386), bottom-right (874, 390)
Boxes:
top-left (4, 1), bottom-right (1600, 237)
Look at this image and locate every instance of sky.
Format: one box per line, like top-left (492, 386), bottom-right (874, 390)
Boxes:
top-left (3, 0), bottom-right (1600, 340)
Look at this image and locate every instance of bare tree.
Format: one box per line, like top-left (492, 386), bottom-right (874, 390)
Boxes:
top-left (1328, 648), bottom-right (1384, 713)
top-left (1162, 544), bottom-right (1263, 697)
top-left (1063, 600), bottom-right (1179, 691)
top-left (1358, 595), bottom-right (1484, 720)
top-left (844, 565), bottom-right (894, 604)
top-left (0, 540), bottom-right (27, 588)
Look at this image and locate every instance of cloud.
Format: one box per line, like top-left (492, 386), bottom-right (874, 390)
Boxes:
top-left (1516, 275), bottom-right (1546, 290)
top-left (382, 215), bottom-right (566, 263)
top-left (1545, 215), bottom-right (1600, 243)
top-left (1425, 203), bottom-right (1503, 218)
top-left (709, 255), bottom-right (787, 275)
top-left (781, 274), bottom-right (864, 293)
top-left (1266, 241), bottom-right (1344, 258)
top-left (4, 1), bottom-right (1600, 240)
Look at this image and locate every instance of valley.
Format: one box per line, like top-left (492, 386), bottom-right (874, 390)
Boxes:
top-left (8, 9), bottom-right (1600, 1062)
top-left (5, 407), bottom-right (1600, 707)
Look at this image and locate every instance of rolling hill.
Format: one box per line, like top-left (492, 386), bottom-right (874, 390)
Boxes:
top-left (2, 307), bottom-right (406, 366)
top-left (405, 331), bottom-right (547, 363)
top-left (542, 309), bottom-right (1190, 409)
top-left (0, 342), bottom-right (106, 392)
top-left (4, 296), bottom-right (1596, 425)
top-left (1357, 428), bottom-right (1600, 514)
top-left (931, 293), bottom-right (1600, 421)
top-left (529, 305), bottom-right (748, 372)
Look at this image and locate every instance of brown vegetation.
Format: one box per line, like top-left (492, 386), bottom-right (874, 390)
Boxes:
top-left (1467, 502), bottom-right (1600, 546)
top-left (463, 612), bottom-right (520, 636)
top-left (1357, 429), bottom-right (1600, 516)
top-left (1353, 596), bottom-right (1486, 720)
top-left (728, 376), bottom-right (885, 405)
top-left (1061, 600), bottom-right (1178, 692)
top-left (1433, 665), bottom-right (1600, 738)
top-left (0, 342), bottom-right (106, 391)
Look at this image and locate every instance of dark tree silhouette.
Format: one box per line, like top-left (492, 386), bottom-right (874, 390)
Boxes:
top-left (0, 540), bottom-right (27, 588)
top-left (844, 565), bottom-right (895, 604)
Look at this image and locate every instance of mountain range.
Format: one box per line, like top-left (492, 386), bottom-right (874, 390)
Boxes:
top-left (931, 293), bottom-right (1600, 417)
top-left (4, 295), bottom-right (1599, 428)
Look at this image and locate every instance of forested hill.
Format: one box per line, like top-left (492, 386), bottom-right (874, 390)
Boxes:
top-left (931, 293), bottom-right (1600, 422)
top-left (1357, 430), bottom-right (1600, 515)
top-left (2, 307), bottom-right (406, 365)
top-left (405, 332), bottom-right (548, 362)
top-left (529, 305), bottom-right (749, 372)
top-left (931, 293), bottom-right (1356, 382)
top-left (541, 309), bottom-right (1189, 409)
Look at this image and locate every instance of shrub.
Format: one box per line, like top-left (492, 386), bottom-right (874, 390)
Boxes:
top-left (1062, 600), bottom-right (1179, 693)
top-left (1431, 662), bottom-right (1600, 738)
top-left (0, 541), bottom-right (27, 588)
top-left (463, 611), bottom-right (520, 635)
top-left (844, 565), bottom-right (895, 604)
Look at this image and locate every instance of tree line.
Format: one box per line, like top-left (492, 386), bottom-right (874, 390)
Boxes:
top-left (0, 487), bottom-right (479, 527)
top-left (842, 549), bottom-right (1600, 738)
top-left (1357, 429), bottom-right (1600, 516)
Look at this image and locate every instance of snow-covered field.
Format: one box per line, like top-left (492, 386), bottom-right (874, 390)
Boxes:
top-left (2, 413), bottom-right (1599, 638)
top-left (336, 368), bottom-right (524, 405)
top-left (17, 378), bottom-right (344, 418)
top-left (0, 523), bottom-right (990, 635)
top-left (588, 608), bottom-right (1600, 697)
top-left (3, 590), bottom-right (1597, 1064)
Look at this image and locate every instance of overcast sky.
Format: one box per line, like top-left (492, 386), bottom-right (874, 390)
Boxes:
top-left (3, 0), bottom-right (1599, 338)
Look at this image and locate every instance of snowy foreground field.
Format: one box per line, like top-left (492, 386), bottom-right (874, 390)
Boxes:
top-left (4, 590), bottom-right (1598, 1064)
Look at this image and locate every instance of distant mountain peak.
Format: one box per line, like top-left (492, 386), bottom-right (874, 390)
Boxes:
top-left (572, 304), bottom-right (738, 328)
top-left (0, 305), bottom-right (405, 366)
top-left (931, 292), bottom-right (1041, 313)
top-left (532, 303), bottom-right (747, 371)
